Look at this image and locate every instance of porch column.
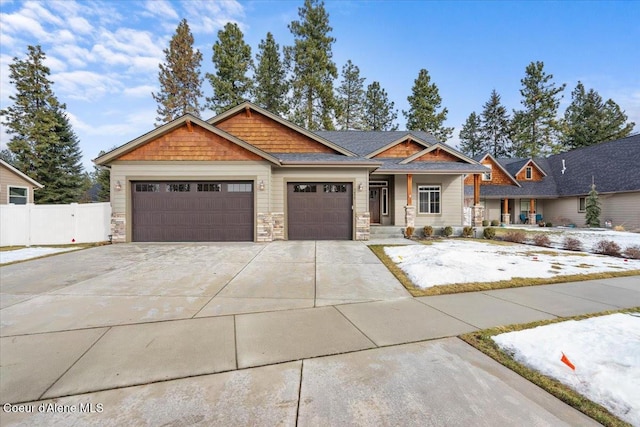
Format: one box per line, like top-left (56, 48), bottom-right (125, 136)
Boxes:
top-left (502, 198), bottom-right (510, 225)
top-left (472, 174), bottom-right (484, 227)
top-left (404, 174), bottom-right (415, 228)
top-left (529, 199), bottom-right (536, 225)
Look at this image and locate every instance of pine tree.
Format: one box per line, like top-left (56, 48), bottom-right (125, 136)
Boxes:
top-left (0, 149), bottom-right (16, 165)
top-left (511, 61), bottom-right (566, 157)
top-left (585, 183), bottom-right (601, 227)
top-left (206, 22), bottom-right (253, 114)
top-left (459, 112), bottom-right (484, 157)
top-left (285, 0), bottom-right (338, 130)
top-left (561, 82), bottom-right (635, 149)
top-left (336, 60), bottom-right (366, 130)
top-left (253, 32), bottom-right (288, 116)
top-left (363, 81), bottom-right (398, 131)
top-left (93, 150), bottom-right (112, 202)
top-left (0, 45), bottom-right (84, 203)
top-left (480, 89), bottom-right (511, 157)
top-left (403, 68), bottom-right (453, 142)
top-left (152, 19), bottom-right (203, 124)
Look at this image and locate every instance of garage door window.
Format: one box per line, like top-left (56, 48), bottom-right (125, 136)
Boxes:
top-left (167, 183), bottom-right (190, 192)
top-left (293, 184), bottom-right (316, 192)
top-left (323, 184), bottom-right (347, 193)
top-left (135, 183), bottom-right (160, 192)
top-left (198, 183), bottom-right (221, 192)
top-left (228, 183), bottom-right (252, 192)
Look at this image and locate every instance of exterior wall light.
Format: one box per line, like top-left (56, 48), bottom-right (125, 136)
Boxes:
top-left (259, 180), bottom-right (265, 191)
top-left (115, 181), bottom-right (122, 191)
top-left (358, 182), bottom-right (364, 192)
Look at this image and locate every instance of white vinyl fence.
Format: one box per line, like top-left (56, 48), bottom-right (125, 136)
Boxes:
top-left (0, 202), bottom-right (111, 246)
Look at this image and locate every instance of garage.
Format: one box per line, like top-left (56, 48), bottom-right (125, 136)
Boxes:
top-left (132, 181), bottom-right (253, 242)
top-left (287, 183), bottom-right (353, 240)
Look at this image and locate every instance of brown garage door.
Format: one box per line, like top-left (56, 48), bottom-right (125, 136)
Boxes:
top-left (287, 183), bottom-right (352, 240)
top-left (132, 181), bottom-right (253, 242)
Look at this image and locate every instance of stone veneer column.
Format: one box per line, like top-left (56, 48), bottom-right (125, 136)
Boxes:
top-left (110, 213), bottom-right (126, 243)
top-left (272, 213), bottom-right (285, 240)
top-left (502, 213), bottom-right (510, 225)
top-left (256, 213), bottom-right (273, 242)
top-left (473, 205), bottom-right (485, 227)
top-left (404, 205), bottom-right (416, 228)
top-left (355, 212), bottom-right (370, 241)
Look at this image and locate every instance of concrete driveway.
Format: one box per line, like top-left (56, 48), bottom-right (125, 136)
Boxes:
top-left (1, 241), bottom-right (632, 425)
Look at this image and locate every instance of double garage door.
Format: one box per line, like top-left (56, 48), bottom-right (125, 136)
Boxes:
top-left (132, 180), bottom-right (353, 242)
top-left (132, 181), bottom-right (253, 242)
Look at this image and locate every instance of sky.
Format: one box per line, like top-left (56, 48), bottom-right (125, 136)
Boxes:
top-left (1, 0), bottom-right (639, 171)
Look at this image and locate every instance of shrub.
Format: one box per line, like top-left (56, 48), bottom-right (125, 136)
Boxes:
top-left (623, 245), bottom-right (640, 259)
top-left (423, 225), bottom-right (434, 237)
top-left (546, 222), bottom-right (553, 227)
top-left (482, 220), bottom-right (489, 227)
top-left (614, 225), bottom-right (625, 232)
top-left (462, 226), bottom-right (474, 237)
top-left (563, 236), bottom-right (583, 251)
top-left (443, 226), bottom-right (453, 237)
top-left (538, 221), bottom-right (546, 227)
top-left (405, 226), bottom-right (415, 238)
top-left (483, 227), bottom-right (496, 240)
top-left (503, 230), bottom-right (526, 243)
top-left (490, 219), bottom-right (499, 227)
top-left (532, 234), bottom-right (551, 247)
top-left (593, 240), bottom-right (621, 257)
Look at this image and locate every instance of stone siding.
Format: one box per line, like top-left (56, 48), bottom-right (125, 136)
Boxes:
top-left (355, 212), bottom-right (370, 241)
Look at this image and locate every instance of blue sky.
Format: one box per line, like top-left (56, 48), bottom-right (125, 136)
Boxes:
top-left (1, 0), bottom-right (638, 171)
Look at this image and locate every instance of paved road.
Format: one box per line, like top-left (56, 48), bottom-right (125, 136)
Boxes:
top-left (1, 242), bottom-right (637, 426)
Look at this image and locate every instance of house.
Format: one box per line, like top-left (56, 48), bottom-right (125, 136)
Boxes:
top-left (94, 102), bottom-right (488, 242)
top-left (464, 133), bottom-right (640, 230)
top-left (0, 159), bottom-right (43, 205)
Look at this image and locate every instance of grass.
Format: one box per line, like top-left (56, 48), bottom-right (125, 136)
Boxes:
top-left (0, 242), bottom-right (108, 266)
top-left (460, 307), bottom-right (639, 427)
top-left (368, 243), bottom-right (640, 297)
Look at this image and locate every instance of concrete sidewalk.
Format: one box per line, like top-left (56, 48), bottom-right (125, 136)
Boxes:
top-left (2, 274), bottom-right (637, 425)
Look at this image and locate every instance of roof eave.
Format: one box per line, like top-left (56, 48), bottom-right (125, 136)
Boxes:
top-left (0, 159), bottom-right (44, 188)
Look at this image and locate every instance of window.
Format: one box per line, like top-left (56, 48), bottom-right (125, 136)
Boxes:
top-left (227, 183), bottom-right (252, 192)
top-left (323, 184), bottom-right (347, 193)
top-left (135, 183), bottom-right (160, 192)
top-left (293, 184), bottom-right (316, 192)
top-left (525, 166), bottom-right (533, 180)
top-left (167, 183), bottom-right (190, 192)
top-left (197, 183), bottom-right (221, 192)
top-left (520, 199), bottom-right (536, 213)
top-left (381, 187), bottom-right (389, 216)
top-left (578, 197), bottom-right (586, 212)
top-left (418, 185), bottom-right (441, 214)
top-left (482, 164), bottom-right (492, 181)
top-left (8, 186), bottom-right (28, 204)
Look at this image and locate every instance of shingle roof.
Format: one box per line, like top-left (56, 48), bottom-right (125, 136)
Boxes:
top-left (374, 158), bottom-right (488, 173)
top-left (273, 153), bottom-right (379, 165)
top-left (314, 131), bottom-right (439, 156)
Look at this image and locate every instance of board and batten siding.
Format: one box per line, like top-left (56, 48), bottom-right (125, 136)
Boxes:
top-left (0, 165), bottom-right (37, 204)
top-left (110, 161), bottom-right (272, 242)
top-left (393, 174), bottom-right (464, 226)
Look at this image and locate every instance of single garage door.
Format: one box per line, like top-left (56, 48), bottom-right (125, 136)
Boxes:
top-left (132, 181), bottom-right (253, 242)
top-left (287, 183), bottom-right (352, 240)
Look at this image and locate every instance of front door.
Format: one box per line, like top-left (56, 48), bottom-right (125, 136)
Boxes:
top-left (369, 188), bottom-right (380, 223)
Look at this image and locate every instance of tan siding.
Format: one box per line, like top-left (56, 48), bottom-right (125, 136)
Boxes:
top-left (392, 174), bottom-right (464, 226)
top-left (216, 110), bottom-right (336, 153)
top-left (374, 140), bottom-right (424, 158)
top-left (0, 165), bottom-right (36, 204)
top-left (544, 192), bottom-right (640, 229)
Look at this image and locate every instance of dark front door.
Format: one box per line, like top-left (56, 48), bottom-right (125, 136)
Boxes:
top-left (287, 183), bottom-right (352, 240)
top-left (369, 188), bottom-right (380, 223)
top-left (132, 181), bottom-right (254, 242)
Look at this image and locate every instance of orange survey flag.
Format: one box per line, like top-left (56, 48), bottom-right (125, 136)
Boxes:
top-left (561, 352), bottom-right (576, 370)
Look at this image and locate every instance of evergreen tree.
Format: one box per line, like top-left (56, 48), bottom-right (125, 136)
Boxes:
top-left (0, 149), bottom-right (16, 165)
top-left (459, 112), bottom-right (484, 157)
top-left (403, 68), bottom-right (453, 142)
top-left (0, 45), bottom-right (84, 203)
top-left (206, 22), bottom-right (253, 114)
top-left (93, 150), bottom-right (112, 202)
top-left (253, 32), bottom-right (288, 116)
top-left (511, 61), bottom-right (565, 157)
top-left (152, 19), bottom-right (203, 124)
top-left (561, 81), bottom-right (635, 149)
top-left (285, 0), bottom-right (338, 130)
top-left (336, 60), bottom-right (366, 130)
top-left (363, 81), bottom-right (398, 131)
top-left (585, 183), bottom-right (601, 227)
top-left (480, 89), bottom-right (511, 157)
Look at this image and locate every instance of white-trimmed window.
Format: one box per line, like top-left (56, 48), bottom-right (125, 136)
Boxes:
top-left (8, 186), bottom-right (28, 204)
top-left (381, 187), bottom-right (389, 216)
top-left (482, 164), bottom-right (492, 181)
top-left (578, 197), bottom-right (586, 212)
top-left (418, 185), bottom-right (441, 214)
top-left (525, 166), bottom-right (533, 180)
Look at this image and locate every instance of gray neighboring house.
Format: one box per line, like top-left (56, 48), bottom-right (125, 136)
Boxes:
top-left (0, 159), bottom-right (43, 205)
top-left (464, 134), bottom-right (640, 230)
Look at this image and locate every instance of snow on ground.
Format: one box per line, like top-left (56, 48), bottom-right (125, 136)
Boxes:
top-left (0, 247), bottom-right (80, 264)
top-left (493, 313), bottom-right (640, 426)
top-left (384, 240), bottom-right (640, 288)
top-left (508, 226), bottom-right (640, 252)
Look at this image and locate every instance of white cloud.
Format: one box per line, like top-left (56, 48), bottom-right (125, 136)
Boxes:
top-left (0, 10), bottom-right (50, 40)
top-left (124, 84), bottom-right (156, 98)
top-left (51, 44), bottom-right (94, 68)
top-left (44, 54), bottom-right (68, 73)
top-left (52, 70), bottom-right (122, 101)
top-left (67, 16), bottom-right (94, 35)
top-left (144, 0), bottom-right (179, 20)
top-left (185, 0), bottom-right (245, 34)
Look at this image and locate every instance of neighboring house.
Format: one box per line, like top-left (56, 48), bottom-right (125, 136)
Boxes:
top-left (464, 133), bottom-right (640, 230)
top-left (95, 102), bottom-right (488, 242)
top-left (0, 159), bottom-right (43, 205)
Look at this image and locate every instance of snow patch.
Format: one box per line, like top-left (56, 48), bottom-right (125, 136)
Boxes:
top-left (0, 247), bottom-right (81, 264)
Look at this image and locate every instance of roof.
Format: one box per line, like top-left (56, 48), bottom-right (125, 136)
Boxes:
top-left (374, 158), bottom-right (488, 174)
top-left (0, 159), bottom-right (44, 188)
top-left (315, 131), bottom-right (439, 157)
top-left (272, 153), bottom-right (380, 167)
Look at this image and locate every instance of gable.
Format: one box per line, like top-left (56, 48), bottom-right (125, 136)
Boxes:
top-left (412, 148), bottom-right (463, 162)
top-left (515, 160), bottom-right (545, 181)
top-left (216, 109), bottom-right (337, 154)
top-left (119, 123), bottom-right (263, 161)
top-left (463, 156), bottom-right (518, 186)
top-left (373, 140), bottom-right (425, 158)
